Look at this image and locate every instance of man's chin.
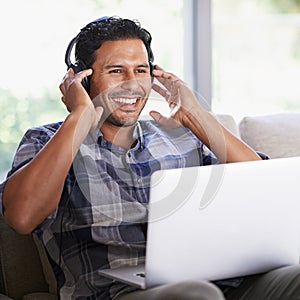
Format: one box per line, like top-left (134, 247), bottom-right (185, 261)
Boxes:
top-left (105, 114), bottom-right (139, 128)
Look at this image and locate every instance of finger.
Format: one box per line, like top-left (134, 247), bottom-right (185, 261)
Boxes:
top-left (153, 64), bottom-right (164, 71)
top-left (76, 68), bottom-right (93, 83)
top-left (95, 106), bottom-right (104, 122)
top-left (59, 82), bottom-right (66, 95)
top-left (153, 71), bottom-right (172, 89)
top-left (152, 69), bottom-right (178, 81)
top-left (60, 68), bottom-right (74, 91)
top-left (152, 82), bottom-right (179, 101)
top-left (153, 71), bottom-right (184, 93)
top-left (67, 67), bottom-right (75, 75)
top-left (149, 111), bottom-right (181, 129)
top-left (152, 83), bottom-right (181, 115)
top-left (152, 83), bottom-right (171, 100)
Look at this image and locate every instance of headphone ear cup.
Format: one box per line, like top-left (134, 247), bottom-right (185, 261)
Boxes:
top-left (150, 62), bottom-right (155, 82)
top-left (71, 59), bottom-right (90, 93)
top-left (149, 62), bottom-right (154, 75)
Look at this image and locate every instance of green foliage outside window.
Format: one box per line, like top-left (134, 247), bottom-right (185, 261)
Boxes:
top-left (264, 0), bottom-right (300, 13)
top-left (0, 89), bottom-right (65, 179)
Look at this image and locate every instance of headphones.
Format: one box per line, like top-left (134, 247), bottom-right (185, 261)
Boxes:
top-left (64, 16), bottom-right (154, 93)
top-left (64, 17), bottom-right (110, 93)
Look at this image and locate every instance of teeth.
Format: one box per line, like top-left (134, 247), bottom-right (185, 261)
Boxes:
top-left (113, 98), bottom-right (138, 104)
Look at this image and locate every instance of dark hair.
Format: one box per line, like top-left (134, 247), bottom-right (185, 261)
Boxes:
top-left (75, 16), bottom-right (154, 68)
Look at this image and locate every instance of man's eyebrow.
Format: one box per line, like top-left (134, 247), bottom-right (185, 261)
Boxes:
top-left (104, 63), bottom-right (150, 69)
top-left (137, 63), bottom-right (150, 68)
top-left (105, 65), bottom-right (123, 69)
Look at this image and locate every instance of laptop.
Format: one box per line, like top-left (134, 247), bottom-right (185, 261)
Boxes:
top-left (99, 156), bottom-right (300, 289)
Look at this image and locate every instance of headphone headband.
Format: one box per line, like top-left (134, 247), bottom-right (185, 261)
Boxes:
top-left (64, 17), bottom-right (111, 92)
top-left (65, 37), bottom-right (77, 68)
top-left (65, 16), bottom-right (110, 69)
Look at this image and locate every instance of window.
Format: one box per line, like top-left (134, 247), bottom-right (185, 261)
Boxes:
top-left (211, 0), bottom-right (300, 120)
top-left (0, 0), bottom-right (184, 179)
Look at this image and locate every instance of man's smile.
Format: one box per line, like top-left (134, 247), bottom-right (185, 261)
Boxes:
top-left (111, 97), bottom-right (141, 105)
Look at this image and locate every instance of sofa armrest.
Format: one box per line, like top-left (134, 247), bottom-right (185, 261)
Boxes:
top-left (0, 293), bottom-right (12, 300)
top-left (0, 215), bottom-right (50, 299)
top-left (22, 292), bottom-right (57, 300)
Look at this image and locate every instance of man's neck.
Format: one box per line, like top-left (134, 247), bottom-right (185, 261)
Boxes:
top-left (100, 122), bottom-right (137, 150)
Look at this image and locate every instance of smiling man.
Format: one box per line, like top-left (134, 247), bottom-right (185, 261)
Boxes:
top-left (1, 16), bottom-right (300, 300)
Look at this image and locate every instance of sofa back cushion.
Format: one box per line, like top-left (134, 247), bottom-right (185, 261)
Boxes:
top-left (239, 113), bottom-right (300, 158)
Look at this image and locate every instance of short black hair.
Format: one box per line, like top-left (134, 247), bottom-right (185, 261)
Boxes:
top-left (75, 16), bottom-right (154, 68)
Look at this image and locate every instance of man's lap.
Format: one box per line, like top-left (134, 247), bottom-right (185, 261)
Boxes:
top-left (115, 280), bottom-right (225, 300)
top-left (223, 265), bottom-right (300, 300)
top-left (115, 265), bottom-right (300, 300)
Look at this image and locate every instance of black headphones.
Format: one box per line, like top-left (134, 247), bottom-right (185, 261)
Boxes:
top-left (64, 17), bottom-right (110, 93)
top-left (64, 16), bottom-right (154, 94)
top-left (64, 37), bottom-right (90, 91)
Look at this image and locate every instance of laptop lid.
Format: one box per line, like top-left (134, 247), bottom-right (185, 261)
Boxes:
top-left (100, 157), bottom-right (300, 289)
top-left (145, 156), bottom-right (300, 287)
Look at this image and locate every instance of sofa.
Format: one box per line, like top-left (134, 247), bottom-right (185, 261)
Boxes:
top-left (1, 112), bottom-right (300, 300)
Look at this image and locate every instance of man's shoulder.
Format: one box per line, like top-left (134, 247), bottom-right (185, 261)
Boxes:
top-left (29, 121), bottom-right (63, 132)
top-left (24, 121), bottom-right (63, 137)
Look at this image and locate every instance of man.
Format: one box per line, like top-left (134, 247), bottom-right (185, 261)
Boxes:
top-left (1, 16), bottom-right (300, 300)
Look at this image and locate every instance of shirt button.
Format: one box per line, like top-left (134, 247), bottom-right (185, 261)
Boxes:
top-left (137, 177), bottom-right (143, 184)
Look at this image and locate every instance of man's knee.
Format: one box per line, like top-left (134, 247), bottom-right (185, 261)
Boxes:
top-left (266, 265), bottom-right (300, 299)
top-left (160, 280), bottom-right (225, 300)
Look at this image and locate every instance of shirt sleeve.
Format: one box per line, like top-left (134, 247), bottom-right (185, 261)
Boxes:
top-left (201, 144), bottom-right (220, 165)
top-left (256, 151), bottom-right (270, 160)
top-left (0, 123), bottom-right (60, 216)
top-left (200, 145), bottom-right (270, 165)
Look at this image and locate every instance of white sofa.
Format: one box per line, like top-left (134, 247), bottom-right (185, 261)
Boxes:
top-left (217, 112), bottom-right (300, 159)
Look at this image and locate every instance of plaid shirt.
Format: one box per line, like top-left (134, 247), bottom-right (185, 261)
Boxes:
top-left (0, 120), bottom-right (221, 299)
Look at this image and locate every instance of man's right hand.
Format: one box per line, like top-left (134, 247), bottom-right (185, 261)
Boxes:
top-left (59, 68), bottom-right (103, 131)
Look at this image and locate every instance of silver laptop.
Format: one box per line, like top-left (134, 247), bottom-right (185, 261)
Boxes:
top-left (99, 156), bottom-right (300, 289)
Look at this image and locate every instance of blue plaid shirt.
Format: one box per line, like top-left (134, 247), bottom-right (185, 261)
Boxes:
top-left (1, 120), bottom-right (223, 299)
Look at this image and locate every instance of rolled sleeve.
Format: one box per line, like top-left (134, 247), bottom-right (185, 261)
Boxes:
top-left (0, 122), bottom-right (62, 220)
top-left (0, 180), bottom-right (7, 215)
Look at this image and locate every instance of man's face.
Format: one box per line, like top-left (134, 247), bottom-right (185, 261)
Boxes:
top-left (89, 39), bottom-right (152, 127)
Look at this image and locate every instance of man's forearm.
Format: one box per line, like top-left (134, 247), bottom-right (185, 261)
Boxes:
top-left (182, 108), bottom-right (261, 163)
top-left (2, 107), bottom-right (95, 234)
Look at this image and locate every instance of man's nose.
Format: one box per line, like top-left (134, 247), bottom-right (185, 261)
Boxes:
top-left (121, 72), bottom-right (141, 91)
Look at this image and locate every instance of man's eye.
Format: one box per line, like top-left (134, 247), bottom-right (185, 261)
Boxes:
top-left (110, 69), bottom-right (122, 73)
top-left (136, 69), bottom-right (147, 73)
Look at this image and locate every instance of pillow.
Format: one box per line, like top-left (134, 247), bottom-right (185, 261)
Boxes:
top-left (239, 113), bottom-right (300, 159)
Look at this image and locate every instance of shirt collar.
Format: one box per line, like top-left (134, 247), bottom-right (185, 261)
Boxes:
top-left (133, 121), bottom-right (145, 148)
top-left (91, 121), bottom-right (145, 150)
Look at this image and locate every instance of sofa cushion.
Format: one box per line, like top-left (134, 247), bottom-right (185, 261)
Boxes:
top-left (0, 216), bottom-right (49, 300)
top-left (239, 113), bottom-right (300, 159)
